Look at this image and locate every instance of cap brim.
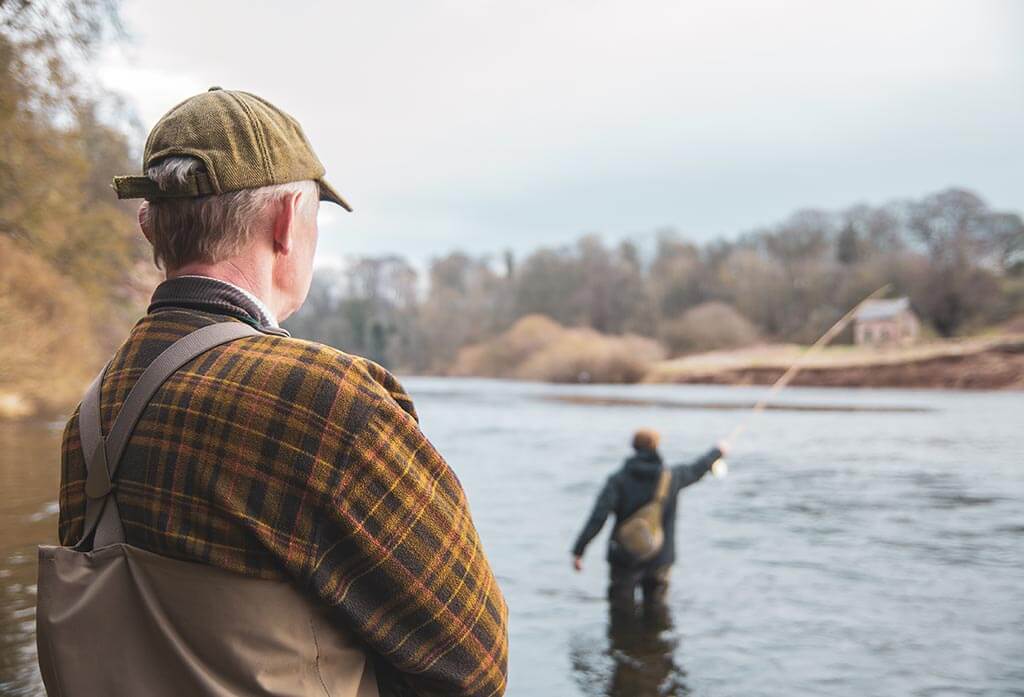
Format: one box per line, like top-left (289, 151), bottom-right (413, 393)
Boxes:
top-left (318, 179), bottom-right (352, 212)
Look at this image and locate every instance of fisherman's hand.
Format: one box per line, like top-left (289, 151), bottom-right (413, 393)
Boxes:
top-left (716, 440), bottom-right (731, 457)
top-left (573, 555), bottom-right (583, 572)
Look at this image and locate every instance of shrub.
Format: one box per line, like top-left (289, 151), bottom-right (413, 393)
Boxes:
top-left (450, 314), bottom-right (563, 377)
top-left (450, 314), bottom-right (665, 383)
top-left (660, 301), bottom-right (759, 356)
top-left (516, 329), bottom-right (664, 383)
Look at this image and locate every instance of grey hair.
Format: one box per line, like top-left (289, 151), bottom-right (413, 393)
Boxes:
top-left (139, 156), bottom-right (319, 270)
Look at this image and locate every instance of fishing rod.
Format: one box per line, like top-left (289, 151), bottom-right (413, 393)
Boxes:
top-left (711, 284), bottom-right (891, 478)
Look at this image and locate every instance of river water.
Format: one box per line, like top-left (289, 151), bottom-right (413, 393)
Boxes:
top-left (2, 379), bottom-right (1022, 696)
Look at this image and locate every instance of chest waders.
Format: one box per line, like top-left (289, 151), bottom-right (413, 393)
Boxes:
top-left (36, 322), bottom-right (378, 697)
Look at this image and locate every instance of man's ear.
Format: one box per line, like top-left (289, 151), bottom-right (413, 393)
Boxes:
top-left (271, 191), bottom-right (301, 255)
top-left (138, 202), bottom-right (155, 244)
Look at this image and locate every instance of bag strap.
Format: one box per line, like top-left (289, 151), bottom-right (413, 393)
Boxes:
top-left (653, 469), bottom-right (671, 504)
top-left (75, 322), bottom-right (261, 550)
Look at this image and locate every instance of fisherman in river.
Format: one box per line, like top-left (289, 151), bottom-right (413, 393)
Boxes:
top-left (37, 88), bottom-right (507, 697)
top-left (572, 429), bottom-right (727, 614)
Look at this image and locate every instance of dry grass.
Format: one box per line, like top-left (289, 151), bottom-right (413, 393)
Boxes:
top-left (660, 301), bottom-right (759, 356)
top-left (644, 333), bottom-right (1024, 385)
top-left (0, 238), bottom-right (106, 419)
top-left (450, 314), bottom-right (665, 383)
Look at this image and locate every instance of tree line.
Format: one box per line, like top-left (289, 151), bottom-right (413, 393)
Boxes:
top-left (286, 188), bottom-right (1024, 373)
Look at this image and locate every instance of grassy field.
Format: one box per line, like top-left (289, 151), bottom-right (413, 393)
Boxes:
top-left (645, 334), bottom-right (1024, 389)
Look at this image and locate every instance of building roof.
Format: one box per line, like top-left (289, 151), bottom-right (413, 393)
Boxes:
top-left (855, 297), bottom-right (912, 321)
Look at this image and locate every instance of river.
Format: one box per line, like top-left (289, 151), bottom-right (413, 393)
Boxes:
top-left (2, 379), bottom-right (1022, 696)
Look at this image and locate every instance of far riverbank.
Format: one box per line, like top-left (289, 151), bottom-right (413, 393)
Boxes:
top-left (3, 334), bottom-right (1021, 424)
top-left (644, 335), bottom-right (1024, 390)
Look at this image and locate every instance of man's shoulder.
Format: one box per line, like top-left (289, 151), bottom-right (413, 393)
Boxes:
top-left (127, 311), bottom-right (417, 420)
top-left (230, 334), bottom-right (416, 417)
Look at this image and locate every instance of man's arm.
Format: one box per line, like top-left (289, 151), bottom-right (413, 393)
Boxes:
top-left (671, 443), bottom-right (726, 492)
top-left (58, 409), bottom-right (86, 545)
top-left (311, 380), bottom-right (508, 697)
top-left (571, 478), bottom-right (618, 559)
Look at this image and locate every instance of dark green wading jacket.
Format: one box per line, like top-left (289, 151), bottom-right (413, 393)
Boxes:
top-left (571, 447), bottom-right (722, 568)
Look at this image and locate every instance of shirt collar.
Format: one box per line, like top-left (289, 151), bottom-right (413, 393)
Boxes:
top-left (148, 275), bottom-right (289, 336)
top-left (176, 275), bottom-right (279, 328)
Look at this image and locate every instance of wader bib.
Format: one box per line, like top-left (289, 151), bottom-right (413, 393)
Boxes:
top-left (36, 322), bottom-right (378, 697)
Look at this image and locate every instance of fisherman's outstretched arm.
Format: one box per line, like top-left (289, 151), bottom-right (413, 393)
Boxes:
top-left (671, 446), bottom-right (723, 490)
top-left (299, 367), bottom-right (508, 697)
top-left (572, 478), bottom-right (618, 556)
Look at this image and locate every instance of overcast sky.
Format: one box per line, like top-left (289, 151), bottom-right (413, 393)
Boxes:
top-left (98, 0), bottom-right (1024, 266)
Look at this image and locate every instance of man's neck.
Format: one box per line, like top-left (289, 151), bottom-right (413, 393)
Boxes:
top-left (170, 261), bottom-right (280, 326)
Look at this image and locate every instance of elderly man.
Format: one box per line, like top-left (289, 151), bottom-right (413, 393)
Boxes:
top-left (572, 429), bottom-right (726, 615)
top-left (42, 88), bottom-right (507, 697)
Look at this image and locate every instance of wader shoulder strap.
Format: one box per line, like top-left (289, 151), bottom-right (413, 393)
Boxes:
top-left (653, 469), bottom-right (671, 504)
top-left (76, 322), bottom-right (261, 550)
top-left (77, 365), bottom-right (117, 548)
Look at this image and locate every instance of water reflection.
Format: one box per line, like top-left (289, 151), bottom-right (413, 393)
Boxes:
top-left (0, 422), bottom-right (60, 696)
top-left (571, 602), bottom-right (689, 697)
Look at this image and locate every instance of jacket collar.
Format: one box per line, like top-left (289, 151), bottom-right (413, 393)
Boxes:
top-left (633, 448), bottom-right (662, 464)
top-left (624, 448), bottom-right (663, 478)
top-left (148, 276), bottom-right (290, 337)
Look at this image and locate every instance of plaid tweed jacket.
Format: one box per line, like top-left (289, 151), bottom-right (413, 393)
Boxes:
top-left (59, 277), bottom-right (508, 697)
